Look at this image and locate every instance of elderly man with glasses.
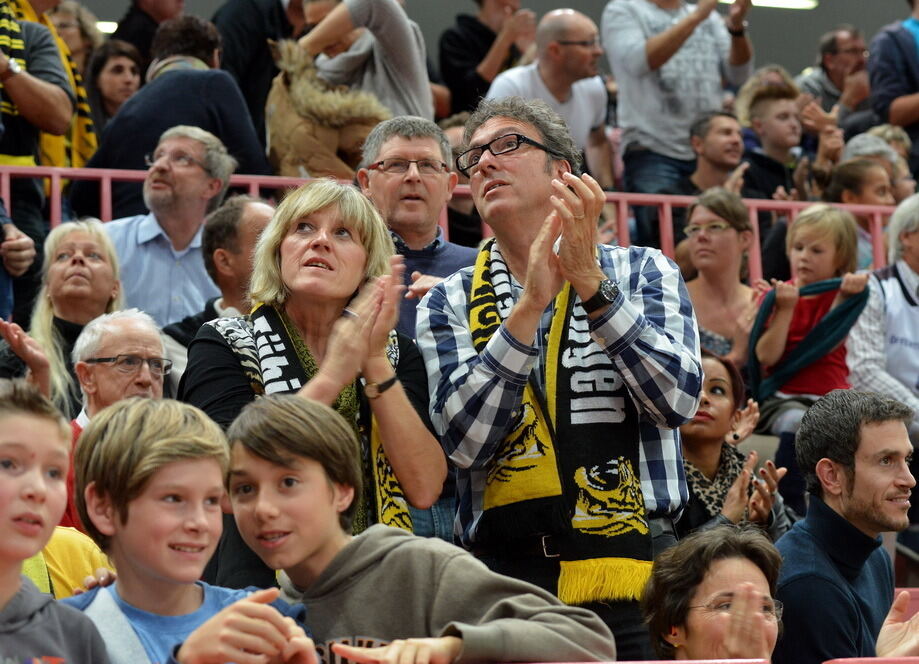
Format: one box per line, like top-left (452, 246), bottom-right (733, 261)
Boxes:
top-left (62, 308), bottom-right (167, 528)
top-left (415, 96), bottom-right (701, 660)
top-left (102, 125), bottom-right (237, 328)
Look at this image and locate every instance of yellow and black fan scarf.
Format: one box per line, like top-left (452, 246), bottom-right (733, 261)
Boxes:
top-left (469, 239), bottom-right (653, 604)
top-left (8, 0), bottom-right (96, 169)
top-left (209, 305), bottom-right (413, 535)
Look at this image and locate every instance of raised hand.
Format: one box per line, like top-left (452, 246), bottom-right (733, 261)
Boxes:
top-left (364, 255), bottom-right (406, 361)
top-left (404, 271), bottom-right (442, 301)
top-left (747, 460), bottom-right (787, 524)
top-left (724, 162), bottom-right (750, 195)
top-left (718, 582), bottom-right (774, 660)
top-left (727, 398), bottom-right (760, 444)
top-left (839, 271), bottom-right (870, 297)
top-left (0, 320), bottom-right (51, 397)
top-left (551, 172), bottom-right (608, 299)
top-left (0, 223), bottom-right (36, 277)
top-left (877, 590), bottom-right (919, 657)
top-left (721, 452), bottom-right (757, 523)
top-left (771, 279), bottom-right (799, 311)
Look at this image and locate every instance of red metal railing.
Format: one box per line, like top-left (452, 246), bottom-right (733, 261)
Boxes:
top-left (0, 166), bottom-right (894, 283)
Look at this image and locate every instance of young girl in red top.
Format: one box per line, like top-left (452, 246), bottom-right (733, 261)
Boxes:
top-left (753, 203), bottom-right (869, 514)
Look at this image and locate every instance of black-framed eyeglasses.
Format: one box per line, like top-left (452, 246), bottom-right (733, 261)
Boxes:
top-left (144, 151), bottom-right (209, 172)
top-left (557, 38), bottom-right (600, 48)
top-left (368, 158), bottom-right (448, 176)
top-left (84, 354), bottom-right (173, 377)
top-left (455, 133), bottom-right (562, 176)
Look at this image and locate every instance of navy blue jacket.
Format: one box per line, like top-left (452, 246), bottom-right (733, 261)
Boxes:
top-left (773, 496), bottom-right (893, 664)
top-left (869, 22), bottom-right (919, 172)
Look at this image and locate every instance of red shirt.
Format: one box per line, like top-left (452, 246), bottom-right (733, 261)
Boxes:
top-left (768, 289), bottom-right (850, 395)
top-left (60, 419), bottom-right (85, 532)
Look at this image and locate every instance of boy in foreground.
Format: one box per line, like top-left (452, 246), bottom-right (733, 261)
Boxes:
top-left (227, 395), bottom-right (618, 664)
top-left (63, 397), bottom-right (315, 664)
top-left (0, 379), bottom-right (109, 662)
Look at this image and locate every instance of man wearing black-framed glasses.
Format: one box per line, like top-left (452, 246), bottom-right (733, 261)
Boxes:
top-left (416, 96), bottom-right (702, 660)
top-left (486, 9), bottom-right (614, 194)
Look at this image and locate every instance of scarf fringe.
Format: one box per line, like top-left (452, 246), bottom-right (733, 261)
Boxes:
top-left (558, 557), bottom-right (653, 605)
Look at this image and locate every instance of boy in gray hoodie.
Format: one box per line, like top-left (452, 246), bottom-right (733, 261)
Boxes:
top-left (0, 379), bottom-right (109, 663)
top-left (226, 394), bottom-right (618, 664)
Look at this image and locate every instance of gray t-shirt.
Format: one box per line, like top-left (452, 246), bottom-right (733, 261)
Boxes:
top-left (486, 63), bottom-right (607, 153)
top-left (314, 0), bottom-right (433, 120)
top-left (602, 0), bottom-right (752, 160)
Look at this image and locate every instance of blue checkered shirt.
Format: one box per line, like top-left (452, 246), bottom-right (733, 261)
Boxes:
top-left (415, 243), bottom-right (701, 547)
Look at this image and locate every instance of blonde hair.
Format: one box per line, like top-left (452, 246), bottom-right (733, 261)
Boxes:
top-left (74, 398), bottom-right (229, 551)
top-left (867, 123), bottom-right (913, 155)
top-left (248, 178), bottom-right (394, 308)
top-left (0, 378), bottom-right (69, 442)
top-left (786, 203), bottom-right (859, 275)
top-left (735, 66), bottom-right (798, 127)
top-left (30, 220), bottom-right (123, 414)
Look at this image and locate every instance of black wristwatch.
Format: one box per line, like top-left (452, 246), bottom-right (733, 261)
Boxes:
top-left (364, 375), bottom-right (398, 399)
top-left (582, 279), bottom-right (619, 314)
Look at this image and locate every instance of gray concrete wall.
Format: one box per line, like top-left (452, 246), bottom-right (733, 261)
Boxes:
top-left (82, 0), bottom-right (906, 79)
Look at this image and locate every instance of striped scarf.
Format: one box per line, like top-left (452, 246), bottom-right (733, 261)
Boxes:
top-left (9, 0), bottom-right (96, 169)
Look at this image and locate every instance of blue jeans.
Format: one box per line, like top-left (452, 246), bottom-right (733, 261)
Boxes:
top-left (409, 492), bottom-right (456, 543)
top-left (624, 149), bottom-right (695, 247)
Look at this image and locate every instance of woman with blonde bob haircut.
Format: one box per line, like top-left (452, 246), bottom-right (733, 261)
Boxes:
top-left (0, 219), bottom-right (122, 418)
top-left (181, 178), bottom-right (446, 586)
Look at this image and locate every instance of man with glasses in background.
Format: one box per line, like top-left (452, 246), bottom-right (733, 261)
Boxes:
top-left (795, 25), bottom-right (874, 138)
top-left (416, 97), bottom-right (701, 659)
top-left (487, 9), bottom-right (614, 194)
top-left (103, 125), bottom-right (236, 328)
top-left (63, 308), bottom-right (167, 527)
top-left (358, 116), bottom-right (477, 340)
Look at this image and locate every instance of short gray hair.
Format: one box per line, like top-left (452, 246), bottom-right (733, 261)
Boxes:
top-left (796, 390), bottom-right (914, 499)
top-left (360, 116), bottom-right (452, 169)
top-left (72, 309), bottom-right (164, 365)
top-left (159, 125), bottom-right (239, 211)
top-left (842, 133), bottom-right (899, 168)
top-left (887, 193), bottom-right (919, 263)
top-left (463, 96), bottom-right (582, 174)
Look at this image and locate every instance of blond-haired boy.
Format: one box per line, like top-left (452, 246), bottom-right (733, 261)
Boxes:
top-left (63, 397), bottom-right (314, 664)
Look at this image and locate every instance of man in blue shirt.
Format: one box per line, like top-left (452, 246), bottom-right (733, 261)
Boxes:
top-left (774, 389), bottom-right (919, 664)
top-left (104, 125), bottom-right (236, 327)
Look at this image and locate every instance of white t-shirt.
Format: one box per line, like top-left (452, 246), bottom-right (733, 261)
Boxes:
top-left (486, 63), bottom-right (607, 153)
top-left (602, 0), bottom-right (752, 160)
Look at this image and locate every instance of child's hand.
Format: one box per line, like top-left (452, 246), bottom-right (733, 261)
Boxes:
top-left (176, 588), bottom-right (295, 664)
top-left (268, 619), bottom-right (318, 664)
top-left (839, 272), bottom-right (869, 298)
top-left (771, 279), bottom-right (799, 310)
top-left (73, 567), bottom-right (116, 596)
top-left (331, 636), bottom-right (463, 664)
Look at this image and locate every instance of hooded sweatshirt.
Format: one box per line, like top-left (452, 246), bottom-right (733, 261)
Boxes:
top-left (278, 525), bottom-right (617, 664)
top-left (0, 576), bottom-right (110, 662)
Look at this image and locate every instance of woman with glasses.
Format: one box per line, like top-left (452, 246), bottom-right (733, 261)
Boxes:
top-left (180, 178), bottom-right (445, 587)
top-left (685, 188), bottom-right (761, 370)
top-left (642, 525), bottom-right (783, 660)
top-left (0, 220), bottom-right (122, 418)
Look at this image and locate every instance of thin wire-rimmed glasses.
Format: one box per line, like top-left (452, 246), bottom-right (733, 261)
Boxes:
top-left (84, 354), bottom-right (173, 377)
top-left (688, 593), bottom-right (783, 621)
top-left (144, 151), bottom-right (209, 172)
top-left (455, 133), bottom-right (563, 176)
top-left (684, 221), bottom-right (733, 238)
top-left (368, 158), bottom-right (448, 176)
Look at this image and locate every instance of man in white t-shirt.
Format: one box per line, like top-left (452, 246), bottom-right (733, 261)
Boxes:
top-left (487, 9), bottom-right (613, 191)
top-left (602, 0), bottom-right (753, 245)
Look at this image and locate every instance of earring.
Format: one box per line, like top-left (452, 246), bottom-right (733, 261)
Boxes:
top-left (732, 431), bottom-right (740, 441)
